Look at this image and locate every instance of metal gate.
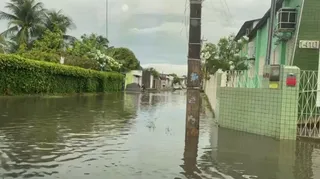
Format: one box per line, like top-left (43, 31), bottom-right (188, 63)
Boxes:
top-left (298, 70), bottom-right (320, 138)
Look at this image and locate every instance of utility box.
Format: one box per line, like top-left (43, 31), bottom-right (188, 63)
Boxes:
top-left (269, 65), bottom-right (281, 89)
top-left (286, 73), bottom-right (297, 87)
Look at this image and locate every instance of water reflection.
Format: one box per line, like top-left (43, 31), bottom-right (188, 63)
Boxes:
top-left (0, 92), bottom-right (319, 178)
top-left (208, 128), bottom-right (320, 179)
top-left (0, 93), bottom-right (138, 178)
top-left (181, 136), bottom-right (201, 179)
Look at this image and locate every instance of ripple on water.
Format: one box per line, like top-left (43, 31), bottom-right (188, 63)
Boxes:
top-left (2, 93), bottom-right (315, 179)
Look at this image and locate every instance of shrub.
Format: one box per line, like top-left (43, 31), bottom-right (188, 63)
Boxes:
top-left (63, 54), bottom-right (100, 70)
top-left (18, 50), bottom-right (60, 63)
top-left (18, 50), bottom-right (101, 70)
top-left (0, 54), bottom-right (124, 95)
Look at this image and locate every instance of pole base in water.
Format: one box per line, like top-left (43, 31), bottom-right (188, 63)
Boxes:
top-left (186, 88), bottom-right (201, 137)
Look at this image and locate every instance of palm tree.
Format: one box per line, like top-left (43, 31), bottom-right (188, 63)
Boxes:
top-left (0, 0), bottom-right (46, 46)
top-left (95, 35), bottom-right (109, 49)
top-left (0, 35), bottom-right (6, 53)
top-left (44, 9), bottom-right (75, 34)
top-left (44, 9), bottom-right (76, 42)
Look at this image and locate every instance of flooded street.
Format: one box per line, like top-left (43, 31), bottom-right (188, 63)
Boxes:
top-left (0, 91), bottom-right (320, 179)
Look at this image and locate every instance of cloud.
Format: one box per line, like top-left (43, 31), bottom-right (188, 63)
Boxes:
top-left (124, 0), bottom-right (187, 15)
top-left (0, 0), bottom-right (273, 66)
top-left (142, 63), bottom-right (187, 76)
top-left (129, 22), bottom-right (186, 34)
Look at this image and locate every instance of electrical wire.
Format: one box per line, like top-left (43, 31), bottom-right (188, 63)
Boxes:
top-left (205, 0), bottom-right (233, 26)
top-left (180, 0), bottom-right (189, 39)
top-left (220, 0), bottom-right (234, 25)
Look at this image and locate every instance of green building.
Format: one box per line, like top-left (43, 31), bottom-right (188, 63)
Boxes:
top-left (235, 0), bottom-right (320, 74)
top-left (124, 70), bottom-right (142, 91)
top-left (234, 0), bottom-right (320, 138)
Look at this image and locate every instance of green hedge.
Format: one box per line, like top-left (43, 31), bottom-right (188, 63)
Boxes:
top-left (0, 54), bottom-right (124, 95)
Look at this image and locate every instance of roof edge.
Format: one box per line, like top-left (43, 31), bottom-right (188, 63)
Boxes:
top-left (234, 18), bottom-right (261, 41)
top-left (247, 0), bottom-right (284, 39)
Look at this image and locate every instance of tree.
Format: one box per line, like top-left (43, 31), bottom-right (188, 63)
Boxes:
top-left (107, 47), bottom-right (140, 72)
top-left (44, 9), bottom-right (76, 42)
top-left (0, 0), bottom-right (46, 46)
top-left (144, 67), bottom-right (160, 79)
top-left (0, 35), bottom-right (7, 53)
top-left (67, 33), bottom-right (109, 57)
top-left (89, 49), bottom-right (122, 72)
top-left (16, 24), bottom-right (63, 62)
top-left (32, 24), bottom-right (64, 53)
top-left (201, 34), bottom-right (248, 77)
top-left (168, 73), bottom-right (181, 85)
top-left (44, 9), bottom-right (75, 34)
top-left (80, 33), bottom-right (109, 51)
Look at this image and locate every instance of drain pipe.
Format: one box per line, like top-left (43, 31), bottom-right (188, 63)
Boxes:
top-left (266, 0), bottom-right (277, 65)
top-left (290, 0), bottom-right (305, 65)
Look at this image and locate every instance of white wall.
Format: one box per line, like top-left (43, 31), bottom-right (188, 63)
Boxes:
top-left (204, 70), bottom-right (225, 112)
top-left (161, 80), bottom-right (166, 87)
top-left (204, 74), bottom-right (219, 112)
top-left (139, 76), bottom-right (142, 86)
top-left (131, 70), bottom-right (142, 76)
top-left (150, 75), bottom-right (154, 88)
top-left (133, 76), bottom-right (142, 85)
top-left (168, 76), bottom-right (174, 87)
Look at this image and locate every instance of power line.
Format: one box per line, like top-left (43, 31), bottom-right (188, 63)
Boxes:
top-left (180, 0), bottom-right (189, 39)
top-left (205, 0), bottom-right (233, 25)
top-left (222, 0), bottom-right (232, 19)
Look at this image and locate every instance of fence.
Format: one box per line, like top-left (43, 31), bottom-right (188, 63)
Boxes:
top-left (223, 70), bottom-right (262, 88)
top-left (205, 66), bottom-right (300, 140)
top-left (298, 70), bottom-right (320, 138)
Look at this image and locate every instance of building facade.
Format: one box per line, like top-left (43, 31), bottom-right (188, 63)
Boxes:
top-left (235, 0), bottom-right (320, 75)
top-left (160, 74), bottom-right (174, 88)
top-left (124, 70), bottom-right (143, 91)
top-left (233, 0), bottom-right (320, 138)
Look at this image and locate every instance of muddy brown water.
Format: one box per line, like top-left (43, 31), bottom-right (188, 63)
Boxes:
top-left (0, 91), bottom-right (319, 179)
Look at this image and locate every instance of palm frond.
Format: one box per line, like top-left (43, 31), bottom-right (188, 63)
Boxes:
top-left (0, 11), bottom-right (19, 21)
top-left (63, 34), bottom-right (77, 42)
top-left (31, 1), bottom-right (44, 11)
top-left (16, 27), bottom-right (28, 44)
top-left (29, 24), bottom-right (45, 37)
top-left (44, 9), bottom-right (76, 33)
top-left (4, 2), bottom-right (21, 16)
top-left (0, 26), bottom-right (19, 37)
top-left (7, 19), bottom-right (24, 27)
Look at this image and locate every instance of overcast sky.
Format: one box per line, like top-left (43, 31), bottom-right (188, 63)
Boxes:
top-left (0, 0), bottom-right (270, 76)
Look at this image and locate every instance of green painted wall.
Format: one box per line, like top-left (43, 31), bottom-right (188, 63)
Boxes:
top-left (216, 66), bottom-right (300, 140)
top-left (245, 0), bottom-right (302, 70)
top-left (283, 0), bottom-right (303, 65)
top-left (258, 23), bottom-right (269, 59)
top-left (280, 43), bottom-right (286, 64)
top-left (293, 0), bottom-right (320, 70)
top-left (254, 21), bottom-right (269, 75)
top-left (124, 71), bottom-right (134, 89)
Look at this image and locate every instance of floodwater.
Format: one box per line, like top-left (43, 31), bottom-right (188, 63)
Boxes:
top-left (0, 91), bottom-right (320, 179)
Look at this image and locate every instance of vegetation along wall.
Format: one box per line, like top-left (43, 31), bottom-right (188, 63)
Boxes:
top-left (0, 54), bottom-right (124, 95)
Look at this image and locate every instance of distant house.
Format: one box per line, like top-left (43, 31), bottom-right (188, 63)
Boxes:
top-left (142, 70), bottom-right (153, 89)
top-left (177, 75), bottom-right (187, 88)
top-left (124, 70), bottom-right (142, 91)
top-left (141, 70), bottom-right (162, 90)
top-left (160, 74), bottom-right (173, 88)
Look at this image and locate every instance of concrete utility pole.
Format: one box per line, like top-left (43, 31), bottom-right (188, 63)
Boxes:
top-left (105, 0), bottom-right (109, 38)
top-left (266, 0), bottom-right (277, 65)
top-left (186, 0), bottom-right (202, 137)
